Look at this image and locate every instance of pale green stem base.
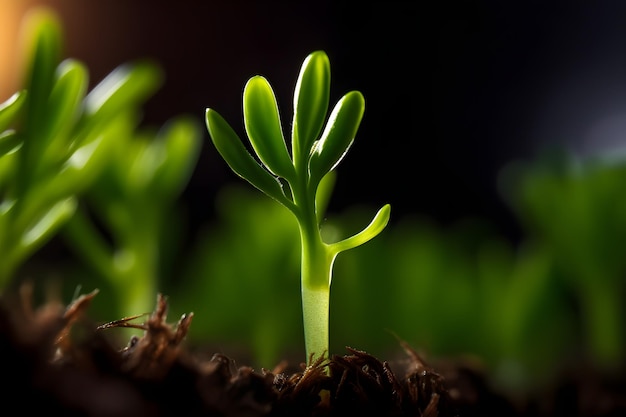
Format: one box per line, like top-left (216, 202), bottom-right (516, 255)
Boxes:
top-left (301, 284), bottom-right (330, 364)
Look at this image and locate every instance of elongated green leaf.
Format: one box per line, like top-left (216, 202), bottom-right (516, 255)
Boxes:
top-left (44, 59), bottom-right (88, 142)
top-left (0, 131), bottom-right (23, 157)
top-left (18, 196), bottom-right (77, 258)
top-left (292, 51), bottom-right (330, 168)
top-left (83, 61), bottom-right (162, 126)
top-left (0, 134), bottom-right (20, 187)
top-left (244, 76), bottom-right (294, 180)
top-left (22, 8), bottom-right (62, 126)
top-left (330, 203), bottom-right (391, 254)
top-left (46, 135), bottom-right (112, 198)
top-left (86, 111), bottom-right (140, 200)
top-left (149, 117), bottom-right (202, 198)
top-left (308, 91), bottom-right (364, 184)
top-left (124, 134), bottom-right (161, 193)
top-left (206, 108), bottom-right (291, 207)
top-left (0, 91), bottom-right (27, 132)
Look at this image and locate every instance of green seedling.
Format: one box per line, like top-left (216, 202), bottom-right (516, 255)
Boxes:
top-left (205, 50), bottom-right (391, 364)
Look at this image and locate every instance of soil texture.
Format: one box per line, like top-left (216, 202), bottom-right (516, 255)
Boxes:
top-left (1, 286), bottom-right (624, 416)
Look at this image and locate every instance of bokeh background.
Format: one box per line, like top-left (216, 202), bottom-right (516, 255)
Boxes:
top-left (8, 0), bottom-right (626, 238)
top-left (2, 0), bottom-right (626, 397)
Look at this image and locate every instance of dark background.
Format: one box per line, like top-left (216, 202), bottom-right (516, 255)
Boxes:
top-left (6, 0), bottom-right (626, 244)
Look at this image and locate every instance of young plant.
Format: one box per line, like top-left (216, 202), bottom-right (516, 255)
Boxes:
top-left (205, 50), bottom-right (391, 364)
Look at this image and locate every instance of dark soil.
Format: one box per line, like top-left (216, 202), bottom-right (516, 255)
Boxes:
top-left (1, 286), bottom-right (624, 417)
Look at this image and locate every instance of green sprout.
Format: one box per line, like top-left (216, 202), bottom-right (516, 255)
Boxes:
top-left (205, 50), bottom-right (391, 364)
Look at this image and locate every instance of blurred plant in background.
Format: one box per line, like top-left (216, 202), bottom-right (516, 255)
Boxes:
top-left (61, 62), bottom-right (201, 317)
top-left (500, 149), bottom-right (626, 372)
top-left (172, 185), bottom-right (302, 366)
top-left (0, 10), bottom-right (97, 286)
top-left (0, 8), bottom-right (201, 319)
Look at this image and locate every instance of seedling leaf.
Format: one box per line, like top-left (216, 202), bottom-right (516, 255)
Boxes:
top-left (309, 91), bottom-right (364, 184)
top-left (244, 76), bottom-right (295, 180)
top-left (292, 51), bottom-right (330, 168)
top-left (0, 131), bottom-right (23, 157)
top-left (330, 203), bottom-right (391, 254)
top-left (19, 196), bottom-right (77, 256)
top-left (44, 59), bottom-right (88, 141)
top-left (0, 91), bottom-right (27, 132)
top-left (83, 61), bottom-right (162, 126)
top-left (206, 108), bottom-right (291, 207)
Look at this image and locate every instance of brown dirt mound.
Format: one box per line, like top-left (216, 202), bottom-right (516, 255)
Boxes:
top-left (1, 286), bottom-right (623, 416)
